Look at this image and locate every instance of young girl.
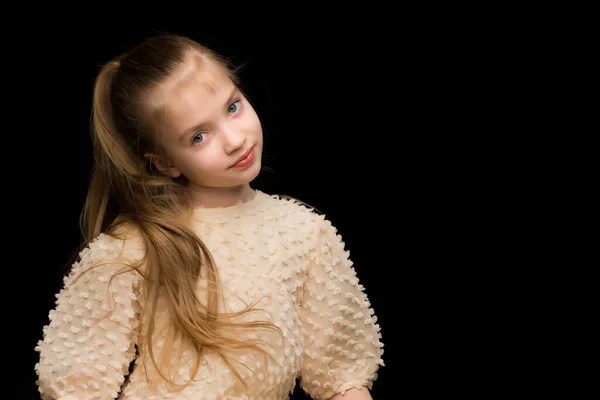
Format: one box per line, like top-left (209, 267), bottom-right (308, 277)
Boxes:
top-left (34, 33), bottom-right (384, 400)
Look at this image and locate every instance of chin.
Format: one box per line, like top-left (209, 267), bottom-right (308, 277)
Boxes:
top-left (223, 161), bottom-right (262, 186)
top-left (245, 161), bottom-right (262, 181)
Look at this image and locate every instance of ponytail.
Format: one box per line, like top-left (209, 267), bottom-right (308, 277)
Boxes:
top-left (81, 57), bottom-right (134, 242)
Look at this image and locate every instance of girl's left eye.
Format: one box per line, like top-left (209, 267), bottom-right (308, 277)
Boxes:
top-left (228, 100), bottom-right (241, 114)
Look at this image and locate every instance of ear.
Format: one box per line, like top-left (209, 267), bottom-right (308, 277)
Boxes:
top-left (144, 152), bottom-right (182, 178)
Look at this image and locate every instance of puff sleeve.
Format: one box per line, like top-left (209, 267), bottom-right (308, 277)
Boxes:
top-left (35, 233), bottom-right (144, 400)
top-left (299, 216), bottom-right (385, 399)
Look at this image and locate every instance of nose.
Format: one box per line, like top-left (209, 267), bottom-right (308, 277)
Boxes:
top-left (220, 128), bottom-right (246, 154)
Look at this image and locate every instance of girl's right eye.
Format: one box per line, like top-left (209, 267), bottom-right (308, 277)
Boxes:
top-left (192, 132), bottom-right (207, 145)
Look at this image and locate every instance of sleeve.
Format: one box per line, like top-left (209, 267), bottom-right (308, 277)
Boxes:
top-left (298, 215), bottom-right (385, 399)
top-left (35, 233), bottom-right (144, 400)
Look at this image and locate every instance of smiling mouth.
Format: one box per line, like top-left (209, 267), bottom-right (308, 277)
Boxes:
top-left (231, 146), bottom-right (255, 168)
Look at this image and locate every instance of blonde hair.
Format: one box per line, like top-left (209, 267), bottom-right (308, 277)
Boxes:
top-left (78, 32), bottom-right (282, 391)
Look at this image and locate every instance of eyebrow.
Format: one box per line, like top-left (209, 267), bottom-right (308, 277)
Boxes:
top-left (179, 86), bottom-right (240, 142)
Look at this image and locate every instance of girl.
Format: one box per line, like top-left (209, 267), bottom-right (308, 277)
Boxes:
top-left (34, 33), bottom-right (384, 400)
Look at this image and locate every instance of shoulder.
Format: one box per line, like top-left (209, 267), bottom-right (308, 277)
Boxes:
top-left (66, 223), bottom-right (147, 284)
top-left (85, 223), bottom-right (146, 263)
top-left (259, 191), bottom-right (334, 238)
top-left (261, 191), bottom-right (321, 219)
top-left (265, 194), bottom-right (351, 258)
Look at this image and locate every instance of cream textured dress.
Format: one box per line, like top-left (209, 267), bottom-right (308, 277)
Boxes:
top-left (35, 190), bottom-right (385, 399)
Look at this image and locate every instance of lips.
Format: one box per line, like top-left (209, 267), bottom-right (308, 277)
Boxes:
top-left (232, 146), bottom-right (254, 166)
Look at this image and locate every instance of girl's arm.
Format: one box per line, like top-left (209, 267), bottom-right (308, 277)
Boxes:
top-left (330, 387), bottom-right (374, 399)
top-left (35, 233), bottom-right (144, 400)
top-left (298, 214), bottom-right (385, 400)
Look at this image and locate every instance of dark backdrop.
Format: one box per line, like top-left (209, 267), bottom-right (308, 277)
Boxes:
top-left (4, 11), bottom-right (547, 400)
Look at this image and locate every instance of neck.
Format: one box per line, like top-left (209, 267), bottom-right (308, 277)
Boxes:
top-left (188, 183), bottom-right (255, 209)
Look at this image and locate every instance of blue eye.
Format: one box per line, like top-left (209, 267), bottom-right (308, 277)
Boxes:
top-left (228, 100), bottom-right (241, 114)
top-left (192, 132), bottom-right (207, 145)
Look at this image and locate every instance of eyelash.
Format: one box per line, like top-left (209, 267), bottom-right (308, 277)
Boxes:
top-left (191, 99), bottom-right (242, 145)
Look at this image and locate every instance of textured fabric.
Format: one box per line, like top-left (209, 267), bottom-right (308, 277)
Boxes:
top-left (35, 190), bottom-right (385, 399)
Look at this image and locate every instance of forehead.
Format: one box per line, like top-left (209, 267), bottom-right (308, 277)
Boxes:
top-left (150, 54), bottom-right (234, 134)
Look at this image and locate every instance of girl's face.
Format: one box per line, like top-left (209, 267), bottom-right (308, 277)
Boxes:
top-left (147, 56), bottom-right (263, 191)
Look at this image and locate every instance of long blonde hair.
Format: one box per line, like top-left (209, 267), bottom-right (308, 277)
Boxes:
top-left (78, 32), bottom-right (282, 391)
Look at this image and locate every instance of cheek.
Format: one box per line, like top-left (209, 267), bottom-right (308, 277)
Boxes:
top-left (175, 150), bottom-right (209, 174)
top-left (241, 103), bottom-right (261, 130)
top-left (247, 112), bottom-right (263, 136)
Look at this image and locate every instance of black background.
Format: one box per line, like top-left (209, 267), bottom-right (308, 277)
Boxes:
top-left (3, 9), bottom-right (566, 400)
